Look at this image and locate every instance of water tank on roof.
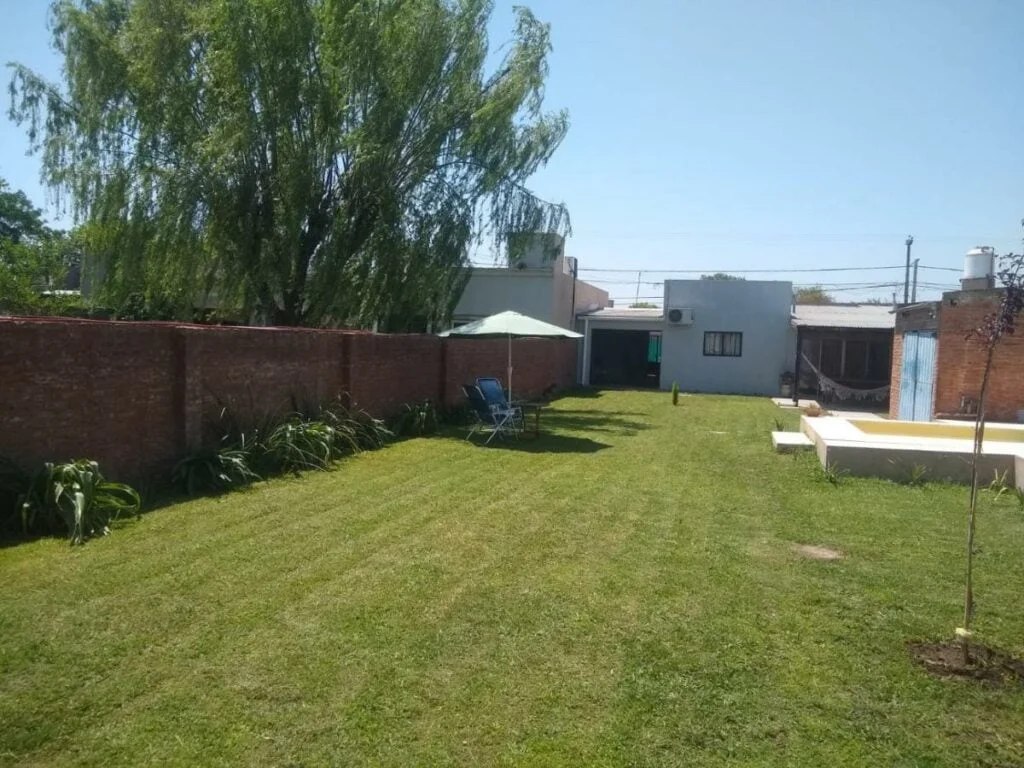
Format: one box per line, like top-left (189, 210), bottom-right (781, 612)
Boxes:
top-left (964, 246), bottom-right (995, 280)
top-left (507, 232), bottom-right (565, 270)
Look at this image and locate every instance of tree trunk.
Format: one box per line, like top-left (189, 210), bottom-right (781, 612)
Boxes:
top-left (963, 344), bottom-right (996, 665)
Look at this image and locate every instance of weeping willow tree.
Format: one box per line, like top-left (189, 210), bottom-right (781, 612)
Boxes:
top-left (8, 0), bottom-right (569, 328)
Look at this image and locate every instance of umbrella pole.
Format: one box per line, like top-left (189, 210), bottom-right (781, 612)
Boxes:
top-left (507, 333), bottom-right (513, 403)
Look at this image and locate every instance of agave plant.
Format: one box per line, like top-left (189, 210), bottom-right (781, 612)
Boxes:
top-left (19, 460), bottom-right (140, 544)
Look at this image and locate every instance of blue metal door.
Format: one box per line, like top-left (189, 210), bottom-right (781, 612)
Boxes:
top-left (898, 331), bottom-right (937, 421)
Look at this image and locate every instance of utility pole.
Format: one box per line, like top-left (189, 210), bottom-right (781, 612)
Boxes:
top-left (903, 235), bottom-right (914, 304)
top-left (911, 258), bottom-right (919, 303)
top-left (634, 271), bottom-right (642, 306)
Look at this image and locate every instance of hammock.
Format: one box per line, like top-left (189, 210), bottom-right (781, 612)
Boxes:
top-left (801, 354), bottom-right (890, 403)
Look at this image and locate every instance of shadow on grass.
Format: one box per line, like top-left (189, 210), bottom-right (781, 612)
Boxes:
top-left (474, 433), bottom-right (611, 454)
top-left (542, 410), bottom-right (652, 436)
top-left (553, 387), bottom-right (604, 399)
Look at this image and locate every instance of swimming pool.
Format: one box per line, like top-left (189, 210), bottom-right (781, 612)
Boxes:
top-left (799, 415), bottom-right (1024, 486)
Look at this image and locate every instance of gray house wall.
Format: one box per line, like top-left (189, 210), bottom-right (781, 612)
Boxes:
top-left (659, 280), bottom-right (793, 394)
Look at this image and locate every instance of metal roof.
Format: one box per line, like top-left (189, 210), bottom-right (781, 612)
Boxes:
top-left (584, 307), bottom-right (664, 321)
top-left (792, 303), bottom-right (895, 330)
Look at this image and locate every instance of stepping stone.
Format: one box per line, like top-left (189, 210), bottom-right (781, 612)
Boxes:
top-left (772, 431), bottom-right (813, 453)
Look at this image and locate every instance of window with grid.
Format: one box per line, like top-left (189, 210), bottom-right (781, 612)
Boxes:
top-left (703, 331), bottom-right (743, 357)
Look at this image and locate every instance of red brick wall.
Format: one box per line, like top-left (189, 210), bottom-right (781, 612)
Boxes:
top-left (934, 291), bottom-right (1024, 421)
top-left (443, 338), bottom-right (578, 404)
top-left (186, 325), bottom-right (348, 437)
top-left (0, 318), bottom-right (578, 480)
top-left (347, 334), bottom-right (444, 415)
top-left (888, 331), bottom-right (903, 419)
top-left (0, 318), bottom-right (184, 481)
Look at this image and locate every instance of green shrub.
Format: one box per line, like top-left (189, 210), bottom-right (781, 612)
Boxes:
top-left (350, 413), bottom-right (392, 450)
top-left (172, 446), bottom-right (260, 495)
top-left (317, 403), bottom-right (390, 454)
top-left (671, 382), bottom-right (680, 405)
top-left (819, 461), bottom-right (848, 487)
top-left (390, 401), bottom-right (441, 437)
top-left (0, 457), bottom-right (32, 534)
top-left (2, 459), bottom-right (140, 544)
top-left (441, 402), bottom-right (473, 427)
top-left (264, 417), bottom-right (337, 472)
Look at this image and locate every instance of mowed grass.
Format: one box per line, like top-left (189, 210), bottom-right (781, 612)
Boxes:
top-left (2, 392), bottom-right (1024, 767)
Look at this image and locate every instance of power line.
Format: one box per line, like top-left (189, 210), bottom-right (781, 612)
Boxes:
top-left (577, 264), bottom-right (963, 274)
top-left (471, 262), bottom-right (964, 274)
top-left (609, 281), bottom-right (959, 301)
top-left (581, 266), bottom-right (901, 274)
top-left (572, 231), bottom-right (1016, 242)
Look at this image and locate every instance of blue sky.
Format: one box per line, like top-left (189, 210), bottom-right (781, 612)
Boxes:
top-left (3, 1), bottom-right (1023, 303)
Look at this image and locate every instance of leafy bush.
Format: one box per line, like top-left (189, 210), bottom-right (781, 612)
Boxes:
top-left (264, 417), bottom-right (338, 472)
top-left (986, 469), bottom-right (1024, 511)
top-left (0, 457), bottom-right (32, 534)
top-left (356, 414), bottom-right (393, 449)
top-left (292, 397), bottom-right (392, 453)
top-left (316, 404), bottom-right (381, 455)
top-left (390, 401), bottom-right (441, 437)
top-left (441, 402), bottom-right (473, 427)
top-left (904, 464), bottom-right (929, 487)
top-left (172, 446), bottom-right (260, 495)
top-left (1, 459), bottom-right (140, 544)
top-left (671, 382), bottom-right (679, 406)
top-left (819, 461), bottom-right (848, 487)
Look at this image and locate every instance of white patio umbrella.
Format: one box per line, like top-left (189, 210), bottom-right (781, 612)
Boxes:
top-left (438, 310), bottom-right (582, 402)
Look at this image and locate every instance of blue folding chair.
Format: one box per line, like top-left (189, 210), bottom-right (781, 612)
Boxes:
top-left (475, 377), bottom-right (524, 431)
top-left (463, 384), bottom-right (521, 443)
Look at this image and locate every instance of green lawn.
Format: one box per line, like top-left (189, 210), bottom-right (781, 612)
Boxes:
top-left (2, 392), bottom-right (1024, 767)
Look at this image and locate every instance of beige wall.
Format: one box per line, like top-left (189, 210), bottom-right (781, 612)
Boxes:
top-left (551, 258), bottom-right (575, 329)
top-left (452, 257), bottom-right (610, 331)
top-left (453, 268), bottom-right (555, 323)
top-left (573, 278), bottom-right (611, 315)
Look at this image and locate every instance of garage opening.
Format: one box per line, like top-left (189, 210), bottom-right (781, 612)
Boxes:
top-left (590, 329), bottom-right (661, 388)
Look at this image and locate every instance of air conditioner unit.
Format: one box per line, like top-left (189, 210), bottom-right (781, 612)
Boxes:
top-left (666, 307), bottom-right (694, 325)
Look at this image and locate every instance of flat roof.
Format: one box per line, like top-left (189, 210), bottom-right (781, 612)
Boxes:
top-left (792, 304), bottom-right (895, 330)
top-left (584, 307), bottom-right (664, 321)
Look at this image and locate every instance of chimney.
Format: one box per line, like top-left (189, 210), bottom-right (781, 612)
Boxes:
top-left (961, 246), bottom-right (996, 291)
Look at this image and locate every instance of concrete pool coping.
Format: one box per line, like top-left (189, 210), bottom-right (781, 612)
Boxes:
top-left (799, 415), bottom-right (1024, 487)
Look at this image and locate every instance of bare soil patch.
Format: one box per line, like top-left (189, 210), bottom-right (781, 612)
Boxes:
top-left (909, 641), bottom-right (1024, 686)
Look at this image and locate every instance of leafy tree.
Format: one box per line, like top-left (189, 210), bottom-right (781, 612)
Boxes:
top-left (959, 250), bottom-right (1024, 664)
top-left (8, 0), bottom-right (570, 328)
top-left (794, 285), bottom-right (834, 305)
top-left (0, 179), bottom-right (49, 244)
top-left (700, 273), bottom-right (744, 280)
top-left (0, 177), bottom-right (84, 314)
